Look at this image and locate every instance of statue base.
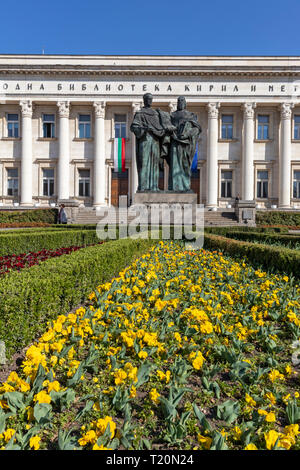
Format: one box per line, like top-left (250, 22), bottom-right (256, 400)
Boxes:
top-left (133, 191), bottom-right (197, 206)
top-left (132, 191), bottom-right (198, 225)
top-left (235, 199), bottom-right (256, 226)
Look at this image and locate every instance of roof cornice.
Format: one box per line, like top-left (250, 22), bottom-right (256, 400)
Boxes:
top-left (1, 55), bottom-right (300, 77)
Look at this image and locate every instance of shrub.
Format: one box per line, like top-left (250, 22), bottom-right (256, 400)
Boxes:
top-left (256, 210), bottom-right (300, 227)
top-left (0, 237), bottom-right (156, 358)
top-left (218, 230), bottom-right (300, 247)
top-left (0, 229), bottom-right (103, 256)
top-left (0, 208), bottom-right (58, 224)
top-left (0, 222), bottom-right (51, 229)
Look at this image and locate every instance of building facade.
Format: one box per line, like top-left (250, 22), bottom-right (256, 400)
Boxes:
top-left (0, 54), bottom-right (300, 209)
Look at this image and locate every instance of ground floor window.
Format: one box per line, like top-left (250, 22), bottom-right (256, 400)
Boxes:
top-left (7, 168), bottom-right (19, 196)
top-left (293, 170), bottom-right (300, 199)
top-left (257, 170), bottom-right (269, 198)
top-left (42, 168), bottom-right (55, 196)
top-left (78, 169), bottom-right (90, 197)
top-left (221, 170), bottom-right (233, 198)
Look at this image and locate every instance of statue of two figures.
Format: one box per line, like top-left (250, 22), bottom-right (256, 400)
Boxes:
top-left (130, 94), bottom-right (202, 193)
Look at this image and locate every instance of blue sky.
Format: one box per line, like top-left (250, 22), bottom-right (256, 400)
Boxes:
top-left (1, 0), bottom-right (300, 56)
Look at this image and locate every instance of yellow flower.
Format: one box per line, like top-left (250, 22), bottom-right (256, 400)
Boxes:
top-left (268, 369), bottom-right (284, 383)
top-left (245, 393), bottom-right (256, 408)
top-left (285, 365), bottom-right (292, 376)
top-left (113, 368), bottom-right (127, 385)
top-left (232, 426), bottom-right (242, 441)
top-left (244, 443), bottom-right (258, 450)
top-left (190, 351), bottom-right (205, 370)
top-left (3, 428), bottom-right (16, 442)
top-left (27, 406), bottom-right (34, 422)
top-left (264, 392), bottom-right (276, 405)
top-left (138, 350), bottom-right (148, 360)
top-left (149, 388), bottom-right (160, 404)
top-left (47, 381), bottom-right (61, 393)
top-left (34, 390), bottom-right (51, 404)
top-left (92, 444), bottom-right (112, 450)
top-left (29, 435), bottom-right (41, 450)
top-left (197, 434), bottom-right (212, 450)
top-left (96, 416), bottom-right (116, 438)
top-left (78, 430), bottom-right (97, 446)
top-left (265, 411), bottom-right (276, 423)
top-left (264, 430), bottom-right (280, 450)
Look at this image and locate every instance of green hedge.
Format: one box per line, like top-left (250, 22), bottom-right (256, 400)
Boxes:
top-left (0, 237), bottom-right (156, 358)
top-left (204, 233), bottom-right (300, 278)
top-left (256, 210), bottom-right (300, 226)
top-left (0, 229), bottom-right (104, 256)
top-left (217, 230), bottom-right (300, 246)
top-left (0, 208), bottom-right (58, 224)
top-left (204, 226), bottom-right (288, 235)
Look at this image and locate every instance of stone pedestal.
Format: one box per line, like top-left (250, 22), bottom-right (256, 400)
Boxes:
top-left (235, 200), bottom-right (256, 226)
top-left (132, 191), bottom-right (198, 225)
top-left (133, 191), bottom-right (197, 206)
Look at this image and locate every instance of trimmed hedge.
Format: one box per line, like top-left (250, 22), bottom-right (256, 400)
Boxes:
top-left (0, 229), bottom-right (104, 256)
top-left (256, 210), bottom-right (300, 226)
top-left (0, 208), bottom-right (58, 224)
top-left (204, 226), bottom-right (288, 235)
top-left (204, 233), bottom-right (300, 277)
top-left (218, 230), bottom-right (300, 246)
top-left (0, 237), bottom-right (156, 358)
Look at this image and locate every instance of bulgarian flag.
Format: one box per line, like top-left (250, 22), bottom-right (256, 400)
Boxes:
top-left (114, 137), bottom-right (126, 172)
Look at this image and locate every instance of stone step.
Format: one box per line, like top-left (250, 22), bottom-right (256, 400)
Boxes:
top-left (72, 207), bottom-right (239, 226)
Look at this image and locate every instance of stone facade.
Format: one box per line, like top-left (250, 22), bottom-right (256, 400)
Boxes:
top-left (0, 54), bottom-right (300, 209)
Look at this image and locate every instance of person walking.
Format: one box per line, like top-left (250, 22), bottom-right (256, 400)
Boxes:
top-left (58, 204), bottom-right (68, 224)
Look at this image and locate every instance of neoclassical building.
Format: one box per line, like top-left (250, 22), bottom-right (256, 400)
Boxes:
top-left (0, 54), bottom-right (300, 210)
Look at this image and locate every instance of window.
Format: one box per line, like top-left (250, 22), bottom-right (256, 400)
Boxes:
top-left (7, 114), bottom-right (19, 138)
top-left (114, 114), bottom-right (127, 138)
top-left (294, 116), bottom-right (300, 140)
top-left (78, 169), bottom-right (90, 197)
top-left (257, 115), bottom-right (270, 140)
top-left (257, 170), bottom-right (269, 198)
top-left (7, 168), bottom-right (19, 196)
top-left (221, 170), bottom-right (233, 198)
top-left (293, 170), bottom-right (300, 199)
top-left (42, 168), bottom-right (55, 196)
top-left (221, 115), bottom-right (233, 140)
top-left (42, 114), bottom-right (55, 138)
top-left (78, 115), bottom-right (91, 139)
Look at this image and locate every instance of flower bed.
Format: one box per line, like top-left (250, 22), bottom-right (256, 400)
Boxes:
top-left (0, 245), bottom-right (101, 276)
top-left (0, 237), bottom-right (155, 359)
top-left (0, 241), bottom-right (299, 451)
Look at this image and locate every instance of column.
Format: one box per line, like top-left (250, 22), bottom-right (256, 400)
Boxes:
top-left (242, 102), bottom-right (256, 201)
top-left (57, 101), bottom-right (70, 201)
top-left (93, 101), bottom-right (106, 206)
top-left (279, 102), bottom-right (294, 208)
top-left (20, 100), bottom-right (33, 206)
top-left (131, 101), bottom-right (142, 203)
top-left (206, 102), bottom-right (220, 208)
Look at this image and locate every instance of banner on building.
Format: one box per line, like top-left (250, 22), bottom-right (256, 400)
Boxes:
top-left (114, 138), bottom-right (126, 173)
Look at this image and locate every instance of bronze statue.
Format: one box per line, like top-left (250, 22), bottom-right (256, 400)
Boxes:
top-left (168, 96), bottom-right (202, 191)
top-left (130, 93), bottom-right (175, 191)
top-left (130, 94), bottom-right (200, 193)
